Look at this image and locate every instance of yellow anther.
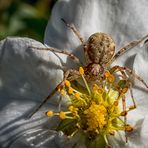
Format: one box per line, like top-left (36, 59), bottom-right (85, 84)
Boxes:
top-left (46, 111), bottom-right (53, 117)
top-left (108, 74), bottom-right (115, 83)
top-left (60, 89), bottom-right (65, 95)
top-left (105, 71), bottom-right (110, 78)
top-left (68, 105), bottom-right (74, 112)
top-left (59, 111), bottom-right (66, 119)
top-left (98, 88), bottom-right (104, 94)
top-left (125, 124), bottom-right (134, 132)
top-left (57, 87), bottom-right (61, 92)
top-left (68, 87), bottom-right (74, 94)
top-left (93, 84), bottom-right (104, 93)
top-left (64, 80), bottom-right (71, 87)
top-left (79, 67), bottom-right (84, 75)
top-left (75, 92), bottom-right (81, 99)
top-left (93, 84), bottom-right (98, 91)
top-left (114, 101), bottom-right (118, 106)
top-left (122, 87), bottom-right (128, 93)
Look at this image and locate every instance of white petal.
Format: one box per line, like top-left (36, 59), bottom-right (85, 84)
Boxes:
top-left (45, 0), bottom-right (148, 49)
top-left (130, 42), bottom-right (148, 114)
top-left (0, 37), bottom-right (64, 147)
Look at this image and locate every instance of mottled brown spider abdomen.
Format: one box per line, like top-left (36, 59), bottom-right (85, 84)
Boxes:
top-left (86, 33), bottom-right (115, 64)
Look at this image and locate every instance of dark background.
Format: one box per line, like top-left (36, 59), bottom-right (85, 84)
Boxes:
top-left (0, 0), bottom-right (57, 42)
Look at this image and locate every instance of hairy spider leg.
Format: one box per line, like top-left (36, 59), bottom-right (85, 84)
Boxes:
top-left (28, 69), bottom-right (79, 118)
top-left (61, 18), bottom-right (85, 44)
top-left (30, 46), bottom-right (83, 65)
top-left (114, 69), bottom-right (136, 109)
top-left (61, 19), bottom-right (89, 65)
top-left (109, 34), bottom-right (148, 65)
top-left (110, 65), bottom-right (148, 89)
top-left (109, 67), bottom-right (137, 142)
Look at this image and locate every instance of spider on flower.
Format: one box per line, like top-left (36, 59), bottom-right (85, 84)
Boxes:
top-left (28, 19), bottom-right (148, 147)
top-left (29, 19), bottom-right (148, 118)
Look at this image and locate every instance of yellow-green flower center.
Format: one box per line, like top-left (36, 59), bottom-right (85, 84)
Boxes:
top-left (47, 67), bottom-right (135, 147)
top-left (84, 102), bottom-right (107, 131)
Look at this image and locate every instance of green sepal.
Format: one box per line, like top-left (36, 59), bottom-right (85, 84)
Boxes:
top-left (86, 135), bottom-right (106, 148)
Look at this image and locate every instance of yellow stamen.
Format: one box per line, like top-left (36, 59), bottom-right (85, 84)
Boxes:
top-left (93, 84), bottom-right (98, 91)
top-left (59, 111), bottom-right (66, 119)
top-left (64, 80), bottom-right (71, 87)
top-left (68, 87), bottom-right (74, 94)
top-left (60, 89), bottom-right (65, 95)
top-left (46, 111), bottom-right (53, 117)
top-left (108, 74), bottom-right (115, 83)
top-left (79, 67), bottom-right (84, 75)
top-left (93, 84), bottom-right (104, 94)
top-left (57, 87), bottom-right (61, 92)
top-left (68, 105), bottom-right (78, 117)
top-left (113, 101), bottom-right (118, 106)
top-left (105, 71), bottom-right (110, 78)
top-left (75, 92), bottom-right (81, 99)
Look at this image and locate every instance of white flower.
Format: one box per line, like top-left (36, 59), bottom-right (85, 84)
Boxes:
top-left (0, 0), bottom-right (148, 148)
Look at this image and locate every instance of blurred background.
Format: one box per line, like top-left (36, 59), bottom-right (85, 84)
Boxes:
top-left (0, 0), bottom-right (57, 42)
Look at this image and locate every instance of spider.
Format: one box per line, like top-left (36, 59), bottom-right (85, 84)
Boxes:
top-left (28, 19), bottom-right (148, 118)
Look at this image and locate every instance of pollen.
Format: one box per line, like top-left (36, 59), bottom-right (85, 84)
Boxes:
top-left (84, 102), bottom-right (107, 131)
top-left (46, 111), bottom-right (53, 117)
top-left (64, 80), bottom-right (71, 87)
top-left (59, 111), bottom-right (66, 119)
top-left (79, 67), bottom-right (84, 75)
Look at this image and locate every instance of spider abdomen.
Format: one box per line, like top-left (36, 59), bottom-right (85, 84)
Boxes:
top-left (86, 32), bottom-right (115, 64)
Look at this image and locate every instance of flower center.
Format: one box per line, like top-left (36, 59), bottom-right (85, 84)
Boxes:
top-left (46, 67), bottom-right (135, 147)
top-left (84, 102), bottom-right (107, 131)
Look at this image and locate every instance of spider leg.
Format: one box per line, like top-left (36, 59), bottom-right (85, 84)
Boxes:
top-left (61, 18), bottom-right (85, 44)
top-left (129, 83), bottom-right (136, 109)
top-left (121, 94), bottom-right (128, 142)
top-left (110, 67), bottom-right (137, 142)
top-left (30, 46), bottom-right (83, 65)
top-left (110, 65), bottom-right (148, 89)
top-left (119, 70), bottom-right (136, 108)
top-left (110, 34), bottom-right (148, 63)
top-left (61, 19), bottom-right (88, 64)
top-left (28, 69), bottom-right (80, 118)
